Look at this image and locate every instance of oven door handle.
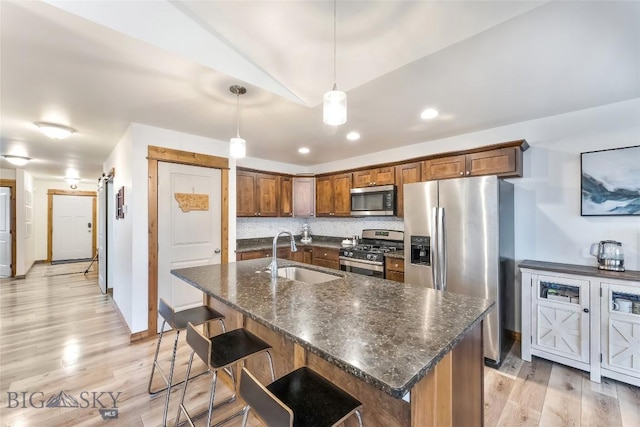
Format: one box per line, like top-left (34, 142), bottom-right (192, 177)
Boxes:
top-left (339, 258), bottom-right (385, 272)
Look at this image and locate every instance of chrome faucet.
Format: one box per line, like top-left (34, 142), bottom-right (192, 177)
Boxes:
top-left (269, 230), bottom-right (298, 278)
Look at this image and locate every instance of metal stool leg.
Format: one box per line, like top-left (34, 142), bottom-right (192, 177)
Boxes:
top-left (162, 329), bottom-right (181, 426)
top-left (355, 409), bottom-right (363, 427)
top-left (175, 351), bottom-right (196, 427)
top-left (148, 320), bottom-right (167, 394)
top-left (205, 370), bottom-right (218, 427)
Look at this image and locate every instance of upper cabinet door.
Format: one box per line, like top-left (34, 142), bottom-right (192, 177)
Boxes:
top-left (315, 176), bottom-right (334, 216)
top-left (466, 147), bottom-right (519, 177)
top-left (279, 176), bottom-right (293, 217)
top-left (293, 177), bottom-right (315, 217)
top-left (255, 173), bottom-right (279, 217)
top-left (333, 173), bottom-right (352, 216)
top-left (236, 170), bottom-right (257, 216)
top-left (373, 167), bottom-right (395, 186)
top-left (422, 155), bottom-right (466, 180)
top-left (352, 167), bottom-right (395, 187)
top-left (395, 162), bottom-right (422, 217)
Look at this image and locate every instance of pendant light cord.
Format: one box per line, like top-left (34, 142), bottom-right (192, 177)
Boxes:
top-left (236, 93), bottom-right (240, 138)
top-left (333, 0), bottom-right (337, 90)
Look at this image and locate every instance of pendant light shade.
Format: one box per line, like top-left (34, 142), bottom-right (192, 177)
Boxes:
top-left (323, 86), bottom-right (347, 126)
top-left (323, 0), bottom-right (346, 126)
top-left (229, 85), bottom-right (247, 159)
top-left (229, 137), bottom-right (246, 158)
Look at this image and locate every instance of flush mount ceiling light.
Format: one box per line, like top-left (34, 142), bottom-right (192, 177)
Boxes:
top-left (2, 155), bottom-right (31, 166)
top-left (229, 85), bottom-right (247, 159)
top-left (34, 122), bottom-right (75, 139)
top-left (346, 131), bottom-right (361, 141)
top-left (420, 108), bottom-right (439, 120)
top-left (323, 0), bottom-right (346, 126)
top-left (298, 147), bottom-right (310, 154)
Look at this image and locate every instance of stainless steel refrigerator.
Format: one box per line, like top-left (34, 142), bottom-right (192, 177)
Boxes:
top-left (403, 176), bottom-right (514, 365)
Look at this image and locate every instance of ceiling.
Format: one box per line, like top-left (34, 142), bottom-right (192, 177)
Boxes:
top-left (1, 1), bottom-right (639, 182)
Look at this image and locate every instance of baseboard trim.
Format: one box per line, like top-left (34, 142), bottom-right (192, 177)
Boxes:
top-left (506, 330), bottom-right (521, 342)
top-left (109, 297), bottom-right (152, 342)
top-left (14, 274), bottom-right (26, 280)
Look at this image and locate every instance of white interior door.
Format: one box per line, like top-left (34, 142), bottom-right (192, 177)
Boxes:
top-left (0, 187), bottom-right (11, 277)
top-left (158, 162), bottom-right (222, 331)
top-left (52, 195), bottom-right (93, 262)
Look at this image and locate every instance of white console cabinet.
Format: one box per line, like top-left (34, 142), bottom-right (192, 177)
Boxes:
top-left (521, 260), bottom-right (640, 386)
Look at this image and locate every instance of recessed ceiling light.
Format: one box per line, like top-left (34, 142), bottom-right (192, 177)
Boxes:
top-left (346, 131), bottom-right (360, 141)
top-left (298, 147), bottom-right (310, 154)
top-left (2, 155), bottom-right (31, 166)
top-left (420, 108), bottom-right (439, 120)
top-left (34, 122), bottom-right (75, 139)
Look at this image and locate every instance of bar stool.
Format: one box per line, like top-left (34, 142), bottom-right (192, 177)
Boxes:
top-left (239, 366), bottom-right (363, 427)
top-left (148, 298), bottom-right (226, 427)
top-left (176, 322), bottom-right (275, 427)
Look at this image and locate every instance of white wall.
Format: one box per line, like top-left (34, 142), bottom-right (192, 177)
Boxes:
top-left (0, 169), bottom-right (16, 179)
top-left (105, 123), bottom-right (235, 333)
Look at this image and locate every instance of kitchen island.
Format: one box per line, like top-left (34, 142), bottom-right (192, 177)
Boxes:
top-left (172, 258), bottom-right (493, 427)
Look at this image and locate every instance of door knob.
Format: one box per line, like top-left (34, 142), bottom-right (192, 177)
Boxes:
top-left (214, 248), bottom-right (221, 254)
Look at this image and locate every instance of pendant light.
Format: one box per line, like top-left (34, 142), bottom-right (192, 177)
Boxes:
top-left (229, 85), bottom-right (247, 159)
top-left (323, 0), bottom-right (346, 126)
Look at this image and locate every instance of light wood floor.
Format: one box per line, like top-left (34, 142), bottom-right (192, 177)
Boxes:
top-left (1, 264), bottom-right (639, 426)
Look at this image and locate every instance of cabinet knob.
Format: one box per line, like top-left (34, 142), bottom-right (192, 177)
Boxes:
top-left (394, 263), bottom-right (399, 268)
top-left (258, 212), bottom-right (261, 216)
top-left (466, 171), bottom-right (470, 175)
top-left (324, 253), bottom-right (328, 256)
top-left (459, 172), bottom-right (464, 175)
top-left (373, 182), bottom-right (376, 185)
top-left (583, 308), bottom-right (589, 313)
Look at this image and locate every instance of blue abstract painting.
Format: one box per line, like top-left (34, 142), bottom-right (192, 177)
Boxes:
top-left (581, 145), bottom-right (640, 216)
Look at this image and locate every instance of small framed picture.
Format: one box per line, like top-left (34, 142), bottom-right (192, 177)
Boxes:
top-left (581, 145), bottom-right (640, 216)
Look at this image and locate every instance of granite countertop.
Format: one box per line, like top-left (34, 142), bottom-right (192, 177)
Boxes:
top-left (519, 260), bottom-right (640, 282)
top-left (171, 258), bottom-right (493, 398)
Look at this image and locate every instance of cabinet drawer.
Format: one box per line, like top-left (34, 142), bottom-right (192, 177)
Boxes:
top-left (239, 250), bottom-right (272, 260)
top-left (313, 258), bottom-right (339, 270)
top-left (312, 247), bottom-right (339, 262)
top-left (386, 270), bottom-right (404, 283)
top-left (276, 247), bottom-right (290, 259)
top-left (385, 257), bottom-right (404, 273)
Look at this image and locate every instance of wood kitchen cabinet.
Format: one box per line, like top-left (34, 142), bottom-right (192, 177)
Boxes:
top-left (279, 176), bottom-right (293, 217)
top-left (315, 173), bottom-right (352, 217)
top-left (236, 170), bottom-right (279, 217)
top-left (312, 247), bottom-right (340, 270)
top-left (422, 147), bottom-right (521, 181)
top-left (394, 162), bottom-right (422, 217)
top-left (290, 247), bottom-right (313, 265)
top-left (385, 257), bottom-right (405, 283)
top-left (237, 247), bottom-right (290, 261)
top-left (352, 167), bottom-right (395, 188)
top-left (293, 177), bottom-right (315, 218)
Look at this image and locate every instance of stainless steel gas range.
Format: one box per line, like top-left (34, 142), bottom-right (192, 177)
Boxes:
top-left (339, 229), bottom-right (404, 278)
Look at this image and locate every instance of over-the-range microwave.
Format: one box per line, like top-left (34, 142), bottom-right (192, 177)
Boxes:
top-left (350, 185), bottom-right (396, 216)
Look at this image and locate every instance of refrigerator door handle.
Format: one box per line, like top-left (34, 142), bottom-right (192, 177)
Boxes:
top-left (430, 207), bottom-right (438, 289)
top-left (438, 207), bottom-right (447, 291)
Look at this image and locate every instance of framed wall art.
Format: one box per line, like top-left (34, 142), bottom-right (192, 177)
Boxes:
top-left (581, 145), bottom-right (640, 216)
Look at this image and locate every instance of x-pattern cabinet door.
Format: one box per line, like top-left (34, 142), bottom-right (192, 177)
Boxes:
top-left (601, 282), bottom-right (640, 379)
top-left (531, 274), bottom-right (590, 364)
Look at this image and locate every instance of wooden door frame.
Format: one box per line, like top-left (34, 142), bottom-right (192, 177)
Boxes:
top-left (47, 190), bottom-right (97, 262)
top-left (0, 179), bottom-right (17, 277)
top-left (147, 146), bottom-right (229, 339)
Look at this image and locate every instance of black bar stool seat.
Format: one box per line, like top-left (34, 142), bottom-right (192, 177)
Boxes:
top-left (240, 366), bottom-right (363, 427)
top-left (170, 305), bottom-right (225, 330)
top-left (175, 323), bottom-right (275, 427)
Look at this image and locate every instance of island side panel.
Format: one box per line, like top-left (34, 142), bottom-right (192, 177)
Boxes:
top-left (410, 322), bottom-right (483, 427)
top-left (244, 317), bottom-right (297, 386)
top-left (307, 352), bottom-right (411, 427)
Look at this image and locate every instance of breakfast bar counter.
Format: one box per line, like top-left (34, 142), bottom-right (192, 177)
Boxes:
top-left (172, 258), bottom-right (493, 426)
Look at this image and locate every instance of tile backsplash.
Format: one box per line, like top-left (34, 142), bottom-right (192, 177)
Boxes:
top-left (236, 216), bottom-right (404, 239)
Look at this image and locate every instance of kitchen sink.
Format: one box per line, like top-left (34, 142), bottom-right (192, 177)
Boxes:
top-left (276, 266), bottom-right (342, 284)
